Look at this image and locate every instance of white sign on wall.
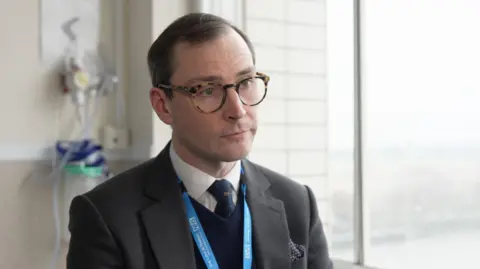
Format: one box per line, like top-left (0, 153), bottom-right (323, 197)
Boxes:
top-left (40, 0), bottom-right (100, 68)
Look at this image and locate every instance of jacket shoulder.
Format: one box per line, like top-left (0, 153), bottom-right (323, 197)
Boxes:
top-left (247, 160), bottom-right (308, 195)
top-left (81, 159), bottom-right (156, 211)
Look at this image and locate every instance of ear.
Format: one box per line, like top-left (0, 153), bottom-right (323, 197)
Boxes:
top-left (150, 87), bottom-right (173, 125)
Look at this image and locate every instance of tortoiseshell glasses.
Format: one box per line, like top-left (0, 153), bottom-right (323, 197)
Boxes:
top-left (157, 72), bottom-right (270, 113)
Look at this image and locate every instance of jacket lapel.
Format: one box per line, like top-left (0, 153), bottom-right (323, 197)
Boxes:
top-left (242, 160), bottom-right (291, 269)
top-left (141, 144), bottom-right (196, 269)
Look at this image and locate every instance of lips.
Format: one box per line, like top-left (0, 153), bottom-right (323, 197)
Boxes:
top-left (222, 130), bottom-right (248, 137)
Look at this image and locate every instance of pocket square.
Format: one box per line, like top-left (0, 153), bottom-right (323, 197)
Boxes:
top-left (289, 239), bottom-right (305, 262)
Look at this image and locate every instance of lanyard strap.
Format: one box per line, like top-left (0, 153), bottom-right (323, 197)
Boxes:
top-left (181, 183), bottom-right (253, 269)
top-left (242, 184), bottom-right (253, 269)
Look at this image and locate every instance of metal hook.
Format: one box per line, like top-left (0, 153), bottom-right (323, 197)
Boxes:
top-left (61, 17), bottom-right (80, 41)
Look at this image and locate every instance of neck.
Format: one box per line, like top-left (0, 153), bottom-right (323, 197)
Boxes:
top-left (171, 138), bottom-right (235, 178)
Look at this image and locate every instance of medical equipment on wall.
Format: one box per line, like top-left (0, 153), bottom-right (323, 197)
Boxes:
top-left (49, 16), bottom-right (122, 269)
top-left (60, 17), bottom-right (119, 135)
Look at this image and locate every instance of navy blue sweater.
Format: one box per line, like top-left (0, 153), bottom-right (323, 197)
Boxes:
top-left (190, 190), bottom-right (257, 269)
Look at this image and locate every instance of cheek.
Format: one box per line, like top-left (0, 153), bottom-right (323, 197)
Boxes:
top-left (171, 103), bottom-right (219, 137)
top-left (246, 106), bottom-right (258, 122)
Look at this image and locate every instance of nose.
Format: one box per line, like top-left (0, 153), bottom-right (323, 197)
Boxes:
top-left (223, 88), bottom-right (246, 120)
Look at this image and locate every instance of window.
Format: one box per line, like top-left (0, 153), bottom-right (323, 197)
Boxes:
top-left (244, 0), bottom-right (332, 237)
top-left (326, 0), bottom-right (355, 262)
top-left (362, 1), bottom-right (480, 268)
top-left (201, 1), bottom-right (480, 268)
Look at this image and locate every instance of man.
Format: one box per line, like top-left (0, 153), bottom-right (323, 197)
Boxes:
top-left (67, 13), bottom-right (333, 269)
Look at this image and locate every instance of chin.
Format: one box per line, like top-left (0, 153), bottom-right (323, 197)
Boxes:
top-left (218, 141), bottom-right (252, 162)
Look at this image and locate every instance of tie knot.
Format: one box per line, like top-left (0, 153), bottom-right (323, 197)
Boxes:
top-left (207, 179), bottom-right (234, 203)
top-left (207, 179), bottom-right (236, 217)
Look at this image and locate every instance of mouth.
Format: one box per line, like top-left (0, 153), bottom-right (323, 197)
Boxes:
top-left (222, 130), bottom-right (249, 138)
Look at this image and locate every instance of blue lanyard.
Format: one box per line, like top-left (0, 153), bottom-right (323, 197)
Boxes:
top-left (180, 176), bottom-right (253, 269)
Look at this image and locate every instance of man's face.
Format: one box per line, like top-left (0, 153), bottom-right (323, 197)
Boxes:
top-left (152, 29), bottom-right (258, 162)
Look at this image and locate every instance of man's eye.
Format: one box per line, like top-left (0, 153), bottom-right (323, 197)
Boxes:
top-left (239, 78), bottom-right (254, 88)
top-left (199, 88), bottom-right (214, 96)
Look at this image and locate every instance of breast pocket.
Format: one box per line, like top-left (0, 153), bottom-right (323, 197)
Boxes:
top-left (289, 240), bottom-right (306, 268)
top-left (291, 255), bottom-right (307, 269)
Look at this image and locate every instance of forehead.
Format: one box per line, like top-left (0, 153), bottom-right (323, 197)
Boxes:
top-left (170, 29), bottom-right (254, 83)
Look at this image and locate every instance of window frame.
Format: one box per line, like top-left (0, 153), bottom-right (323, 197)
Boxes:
top-left (351, 0), bottom-right (367, 267)
top-left (332, 0), bottom-right (368, 268)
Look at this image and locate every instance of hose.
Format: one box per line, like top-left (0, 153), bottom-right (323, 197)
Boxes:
top-left (50, 93), bottom-right (103, 269)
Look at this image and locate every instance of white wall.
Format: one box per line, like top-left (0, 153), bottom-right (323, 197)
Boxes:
top-left (0, 0), bottom-right (121, 160)
top-left (0, 1), bottom-right (123, 267)
top-left (202, 0), bottom-right (331, 240)
top-left (244, 0), bottom-right (331, 228)
top-left (0, 0), bottom-right (117, 266)
top-left (0, 0), bottom-right (190, 268)
top-left (0, 0), bottom-right (60, 159)
top-left (126, 0), bottom-right (194, 158)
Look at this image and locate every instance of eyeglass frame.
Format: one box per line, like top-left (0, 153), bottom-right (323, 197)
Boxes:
top-left (156, 72), bottom-right (270, 113)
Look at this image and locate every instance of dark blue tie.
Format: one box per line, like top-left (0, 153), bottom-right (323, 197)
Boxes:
top-left (207, 179), bottom-right (236, 218)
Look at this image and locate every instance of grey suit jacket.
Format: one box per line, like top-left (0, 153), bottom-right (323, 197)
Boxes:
top-left (66, 143), bottom-right (333, 269)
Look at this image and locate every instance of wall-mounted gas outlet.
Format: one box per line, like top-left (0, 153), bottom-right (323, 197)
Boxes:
top-left (102, 125), bottom-right (130, 149)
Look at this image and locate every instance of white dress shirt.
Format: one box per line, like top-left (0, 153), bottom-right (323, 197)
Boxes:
top-left (169, 145), bottom-right (242, 212)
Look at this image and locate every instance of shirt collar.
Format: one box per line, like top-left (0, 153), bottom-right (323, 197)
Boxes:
top-left (169, 144), bottom-right (241, 200)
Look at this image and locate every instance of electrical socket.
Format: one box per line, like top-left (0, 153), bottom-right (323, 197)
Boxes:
top-left (102, 125), bottom-right (130, 149)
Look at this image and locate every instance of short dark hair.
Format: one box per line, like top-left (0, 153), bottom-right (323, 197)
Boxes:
top-left (147, 13), bottom-right (255, 96)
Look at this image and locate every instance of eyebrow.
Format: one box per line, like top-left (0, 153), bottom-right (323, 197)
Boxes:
top-left (186, 66), bottom-right (255, 84)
